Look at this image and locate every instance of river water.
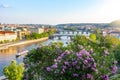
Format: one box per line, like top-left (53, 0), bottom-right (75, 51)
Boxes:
top-left (0, 36), bottom-right (70, 76)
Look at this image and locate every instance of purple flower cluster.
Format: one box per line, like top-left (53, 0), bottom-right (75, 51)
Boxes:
top-left (78, 45), bottom-right (83, 50)
top-left (56, 49), bottom-right (62, 54)
top-left (111, 61), bottom-right (118, 74)
top-left (99, 75), bottom-right (109, 80)
top-left (45, 46), bottom-right (118, 80)
top-left (36, 46), bottom-right (41, 51)
top-left (81, 74), bottom-right (93, 80)
top-left (104, 49), bottom-right (109, 55)
top-left (46, 48), bottom-right (100, 79)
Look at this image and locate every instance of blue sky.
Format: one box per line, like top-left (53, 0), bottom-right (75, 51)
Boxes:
top-left (0, 0), bottom-right (120, 24)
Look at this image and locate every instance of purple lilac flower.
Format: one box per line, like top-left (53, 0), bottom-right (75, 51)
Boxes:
top-left (93, 63), bottom-right (96, 68)
top-left (57, 56), bottom-right (62, 60)
top-left (99, 75), bottom-right (109, 80)
top-left (104, 50), bottom-right (109, 55)
top-left (57, 59), bottom-right (61, 62)
top-left (65, 50), bottom-right (71, 54)
top-left (73, 73), bottom-right (79, 77)
top-left (72, 61), bottom-right (77, 66)
top-left (89, 49), bottom-right (93, 54)
top-left (114, 61), bottom-right (118, 64)
top-left (37, 46), bottom-right (41, 50)
top-left (62, 68), bottom-right (65, 73)
top-left (25, 74), bottom-right (29, 80)
top-left (56, 49), bottom-right (62, 54)
top-left (78, 45), bottom-right (83, 50)
top-left (112, 65), bottom-right (117, 74)
top-left (51, 63), bottom-right (57, 69)
top-left (64, 61), bottom-right (69, 66)
top-left (86, 74), bottom-right (93, 80)
top-left (76, 66), bottom-right (80, 69)
top-left (62, 66), bottom-right (67, 69)
top-left (104, 75), bottom-right (109, 80)
top-left (84, 60), bottom-right (88, 65)
top-left (69, 68), bottom-right (72, 71)
top-left (100, 66), bottom-right (103, 68)
top-left (88, 58), bottom-right (94, 62)
top-left (80, 49), bottom-right (89, 56)
top-left (91, 67), bottom-right (96, 71)
top-left (61, 53), bottom-right (65, 57)
top-left (99, 75), bottom-right (104, 79)
top-left (95, 69), bottom-right (98, 74)
top-left (46, 67), bottom-right (51, 72)
top-left (76, 52), bottom-right (82, 58)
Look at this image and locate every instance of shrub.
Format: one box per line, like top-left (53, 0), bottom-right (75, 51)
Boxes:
top-left (45, 46), bottom-right (117, 80)
top-left (24, 35), bottom-right (118, 80)
top-left (3, 60), bottom-right (24, 80)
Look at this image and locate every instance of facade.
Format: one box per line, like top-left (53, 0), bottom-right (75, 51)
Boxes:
top-left (0, 31), bottom-right (17, 42)
top-left (29, 28), bottom-right (44, 34)
top-left (16, 27), bottom-right (30, 40)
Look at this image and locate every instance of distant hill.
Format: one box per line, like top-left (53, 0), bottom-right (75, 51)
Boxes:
top-left (104, 19), bottom-right (120, 28)
top-left (56, 23), bottom-right (108, 28)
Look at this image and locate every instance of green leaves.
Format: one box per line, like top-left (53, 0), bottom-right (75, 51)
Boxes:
top-left (25, 32), bottom-right (49, 40)
top-left (89, 33), bottom-right (96, 41)
top-left (3, 60), bottom-right (24, 80)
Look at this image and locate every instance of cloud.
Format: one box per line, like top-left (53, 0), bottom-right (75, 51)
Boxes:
top-left (0, 4), bottom-right (10, 8)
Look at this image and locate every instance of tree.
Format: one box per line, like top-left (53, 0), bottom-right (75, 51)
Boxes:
top-left (89, 33), bottom-right (96, 41)
top-left (3, 60), bottom-right (24, 80)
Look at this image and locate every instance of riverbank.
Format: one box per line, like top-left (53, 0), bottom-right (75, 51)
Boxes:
top-left (0, 37), bottom-right (48, 50)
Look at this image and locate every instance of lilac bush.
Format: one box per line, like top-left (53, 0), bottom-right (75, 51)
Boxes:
top-left (24, 35), bottom-right (118, 80)
top-left (45, 46), bottom-right (117, 80)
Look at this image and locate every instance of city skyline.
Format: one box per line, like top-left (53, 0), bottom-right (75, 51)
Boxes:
top-left (0, 0), bottom-right (120, 24)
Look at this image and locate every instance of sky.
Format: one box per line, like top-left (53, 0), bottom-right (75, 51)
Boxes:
top-left (0, 0), bottom-right (120, 24)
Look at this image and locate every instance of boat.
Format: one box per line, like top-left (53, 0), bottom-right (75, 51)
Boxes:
top-left (16, 50), bottom-right (29, 57)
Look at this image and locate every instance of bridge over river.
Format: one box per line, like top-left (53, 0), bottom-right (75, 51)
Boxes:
top-left (51, 30), bottom-right (91, 40)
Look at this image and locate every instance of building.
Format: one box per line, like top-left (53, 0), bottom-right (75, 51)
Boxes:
top-left (16, 27), bottom-right (30, 40)
top-left (29, 28), bottom-right (44, 34)
top-left (0, 31), bottom-right (17, 42)
top-left (109, 31), bottom-right (120, 37)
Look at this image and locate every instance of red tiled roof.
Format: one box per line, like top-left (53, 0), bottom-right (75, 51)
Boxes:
top-left (0, 31), bottom-right (15, 35)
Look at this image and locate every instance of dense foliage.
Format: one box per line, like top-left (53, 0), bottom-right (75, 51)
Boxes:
top-left (25, 32), bottom-right (49, 40)
top-left (89, 33), bottom-right (96, 41)
top-left (25, 28), bottom-right (55, 40)
top-left (23, 34), bottom-right (119, 80)
top-left (115, 44), bottom-right (120, 65)
top-left (3, 60), bottom-right (24, 80)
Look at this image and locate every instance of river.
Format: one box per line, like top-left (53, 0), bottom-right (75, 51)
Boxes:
top-left (0, 36), bottom-right (70, 76)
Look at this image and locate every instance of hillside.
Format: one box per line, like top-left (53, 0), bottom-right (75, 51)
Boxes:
top-left (104, 19), bottom-right (120, 28)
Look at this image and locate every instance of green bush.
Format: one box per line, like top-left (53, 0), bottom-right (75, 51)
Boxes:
top-left (3, 60), bottom-right (24, 80)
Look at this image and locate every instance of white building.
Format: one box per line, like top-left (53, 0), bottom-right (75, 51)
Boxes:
top-left (29, 28), bottom-right (44, 34)
top-left (0, 31), bottom-right (17, 41)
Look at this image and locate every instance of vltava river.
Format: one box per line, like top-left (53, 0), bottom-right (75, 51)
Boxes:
top-left (0, 36), bottom-right (70, 76)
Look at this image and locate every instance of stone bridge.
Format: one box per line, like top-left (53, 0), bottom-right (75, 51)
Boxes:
top-left (50, 30), bottom-right (91, 40)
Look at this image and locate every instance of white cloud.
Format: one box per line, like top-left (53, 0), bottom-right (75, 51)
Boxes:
top-left (0, 4), bottom-right (10, 8)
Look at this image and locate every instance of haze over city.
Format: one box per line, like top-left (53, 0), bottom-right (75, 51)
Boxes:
top-left (0, 0), bottom-right (120, 24)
